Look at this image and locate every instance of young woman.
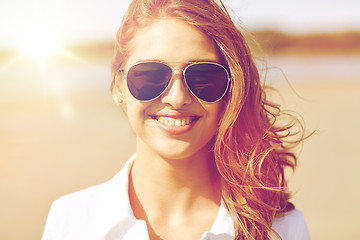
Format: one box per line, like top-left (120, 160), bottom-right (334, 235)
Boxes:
top-left (42, 0), bottom-right (310, 239)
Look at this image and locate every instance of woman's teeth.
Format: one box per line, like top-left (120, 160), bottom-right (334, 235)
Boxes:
top-left (157, 117), bottom-right (193, 126)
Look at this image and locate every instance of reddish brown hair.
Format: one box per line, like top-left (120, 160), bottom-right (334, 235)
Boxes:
top-left (111, 0), bottom-right (306, 239)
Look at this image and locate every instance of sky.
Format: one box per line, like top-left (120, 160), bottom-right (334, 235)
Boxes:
top-left (1, 0), bottom-right (360, 50)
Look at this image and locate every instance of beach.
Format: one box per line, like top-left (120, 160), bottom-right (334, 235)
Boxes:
top-left (1, 53), bottom-right (360, 239)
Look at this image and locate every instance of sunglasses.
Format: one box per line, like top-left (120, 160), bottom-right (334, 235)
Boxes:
top-left (121, 61), bottom-right (231, 103)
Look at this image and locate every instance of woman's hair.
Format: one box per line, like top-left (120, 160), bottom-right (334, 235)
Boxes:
top-left (111, 0), bottom-right (307, 239)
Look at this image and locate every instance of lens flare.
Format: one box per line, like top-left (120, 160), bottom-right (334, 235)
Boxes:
top-left (21, 24), bottom-right (63, 61)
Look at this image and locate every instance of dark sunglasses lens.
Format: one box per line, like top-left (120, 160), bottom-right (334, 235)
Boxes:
top-left (185, 63), bottom-right (229, 102)
top-left (127, 62), bottom-right (172, 101)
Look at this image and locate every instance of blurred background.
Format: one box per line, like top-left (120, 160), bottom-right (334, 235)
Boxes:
top-left (1, 0), bottom-right (359, 239)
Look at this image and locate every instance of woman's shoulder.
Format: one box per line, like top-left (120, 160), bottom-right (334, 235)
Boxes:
top-left (42, 157), bottom-right (133, 240)
top-left (42, 183), bottom-right (109, 240)
top-left (45, 181), bottom-right (110, 230)
top-left (49, 155), bottom-right (135, 213)
top-left (271, 208), bottom-right (311, 240)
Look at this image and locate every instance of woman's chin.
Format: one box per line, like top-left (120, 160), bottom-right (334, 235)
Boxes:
top-left (143, 139), bottom-right (213, 163)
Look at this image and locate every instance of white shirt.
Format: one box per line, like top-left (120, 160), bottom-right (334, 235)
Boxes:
top-left (42, 154), bottom-right (311, 240)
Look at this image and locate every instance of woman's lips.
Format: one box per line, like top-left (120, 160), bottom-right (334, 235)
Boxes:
top-left (151, 114), bottom-right (199, 135)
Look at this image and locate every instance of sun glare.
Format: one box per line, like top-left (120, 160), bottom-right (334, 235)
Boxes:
top-left (21, 24), bottom-right (63, 61)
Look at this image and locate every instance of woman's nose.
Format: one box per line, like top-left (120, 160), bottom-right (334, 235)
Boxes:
top-left (161, 70), bottom-right (193, 108)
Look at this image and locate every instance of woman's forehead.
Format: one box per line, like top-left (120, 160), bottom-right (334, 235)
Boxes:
top-left (124, 18), bottom-right (220, 68)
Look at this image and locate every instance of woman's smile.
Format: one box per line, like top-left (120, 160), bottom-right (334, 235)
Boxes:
top-left (157, 117), bottom-right (193, 127)
top-left (150, 111), bottom-right (200, 135)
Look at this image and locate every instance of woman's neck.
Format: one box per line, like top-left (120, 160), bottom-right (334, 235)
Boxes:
top-left (129, 138), bottom-right (221, 238)
top-left (132, 139), bottom-right (220, 205)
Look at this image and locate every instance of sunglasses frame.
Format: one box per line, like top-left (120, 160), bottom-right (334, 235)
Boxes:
top-left (120, 61), bottom-right (231, 103)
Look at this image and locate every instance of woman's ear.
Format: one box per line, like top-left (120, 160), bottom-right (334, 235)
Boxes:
top-left (112, 72), bottom-right (126, 106)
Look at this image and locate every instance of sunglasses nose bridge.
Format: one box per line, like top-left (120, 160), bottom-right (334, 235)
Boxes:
top-left (169, 68), bottom-right (186, 84)
top-left (171, 68), bottom-right (184, 77)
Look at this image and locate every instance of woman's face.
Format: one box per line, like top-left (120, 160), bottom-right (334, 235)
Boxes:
top-left (118, 18), bottom-right (224, 160)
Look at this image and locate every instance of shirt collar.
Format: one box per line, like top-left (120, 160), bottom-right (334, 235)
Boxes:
top-left (95, 154), bottom-right (234, 239)
top-left (210, 199), bottom-right (235, 235)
